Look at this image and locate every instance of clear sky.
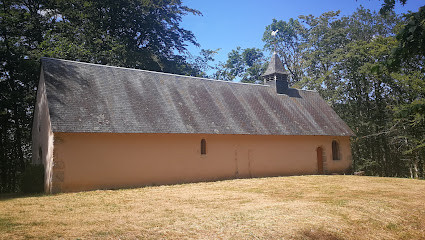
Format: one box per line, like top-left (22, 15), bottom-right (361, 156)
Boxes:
top-left (181, 0), bottom-right (424, 64)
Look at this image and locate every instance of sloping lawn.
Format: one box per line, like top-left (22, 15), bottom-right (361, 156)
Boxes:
top-left (1, 175), bottom-right (424, 239)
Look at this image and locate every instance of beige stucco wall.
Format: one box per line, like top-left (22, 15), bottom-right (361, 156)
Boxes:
top-left (49, 133), bottom-right (352, 193)
top-left (31, 69), bottom-right (54, 193)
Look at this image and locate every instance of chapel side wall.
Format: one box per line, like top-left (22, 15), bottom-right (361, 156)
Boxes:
top-left (325, 136), bottom-right (352, 173)
top-left (31, 69), bottom-right (54, 193)
top-left (51, 133), bottom-right (352, 193)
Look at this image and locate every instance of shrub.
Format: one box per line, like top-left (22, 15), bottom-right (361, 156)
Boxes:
top-left (20, 164), bottom-right (45, 194)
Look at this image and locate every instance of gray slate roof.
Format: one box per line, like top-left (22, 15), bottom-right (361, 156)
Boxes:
top-left (41, 58), bottom-right (354, 136)
top-left (262, 53), bottom-right (288, 76)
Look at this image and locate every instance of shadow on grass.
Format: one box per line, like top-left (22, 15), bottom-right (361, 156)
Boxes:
top-left (0, 192), bottom-right (46, 201)
top-left (0, 216), bottom-right (20, 232)
top-left (296, 228), bottom-right (343, 240)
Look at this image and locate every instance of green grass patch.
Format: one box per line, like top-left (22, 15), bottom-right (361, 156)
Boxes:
top-left (0, 217), bottom-right (19, 232)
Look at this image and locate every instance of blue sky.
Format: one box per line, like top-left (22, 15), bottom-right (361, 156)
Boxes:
top-left (181, 0), bottom-right (424, 65)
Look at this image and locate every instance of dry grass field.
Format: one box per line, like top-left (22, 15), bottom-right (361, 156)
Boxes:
top-left (0, 175), bottom-right (424, 239)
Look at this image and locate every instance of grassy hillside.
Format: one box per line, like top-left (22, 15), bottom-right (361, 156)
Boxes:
top-left (1, 176), bottom-right (424, 239)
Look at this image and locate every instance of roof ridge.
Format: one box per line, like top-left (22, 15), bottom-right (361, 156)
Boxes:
top-left (299, 88), bottom-right (318, 92)
top-left (41, 57), bottom-right (268, 87)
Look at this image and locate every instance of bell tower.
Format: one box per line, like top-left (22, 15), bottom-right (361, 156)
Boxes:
top-left (262, 52), bottom-right (289, 94)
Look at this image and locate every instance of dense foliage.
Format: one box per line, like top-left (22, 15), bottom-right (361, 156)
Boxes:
top-left (20, 164), bottom-right (44, 193)
top-left (258, 7), bottom-right (424, 178)
top-left (214, 47), bottom-right (267, 83)
top-left (0, 0), bottom-right (202, 193)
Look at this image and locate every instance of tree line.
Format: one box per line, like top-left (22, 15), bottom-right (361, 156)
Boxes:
top-left (1, 1), bottom-right (423, 192)
top-left (213, 6), bottom-right (424, 179)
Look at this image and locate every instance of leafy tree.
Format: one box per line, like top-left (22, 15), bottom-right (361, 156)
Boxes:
top-left (389, 7), bottom-right (425, 69)
top-left (261, 7), bottom-right (424, 178)
top-left (380, 0), bottom-right (424, 71)
top-left (191, 48), bottom-right (220, 78)
top-left (0, 0), bottom-right (202, 192)
top-left (215, 47), bottom-right (267, 83)
top-left (381, 1), bottom-right (425, 177)
top-left (38, 0), bottom-right (202, 73)
top-left (1, 0), bottom-right (48, 192)
top-left (379, 0), bottom-right (408, 14)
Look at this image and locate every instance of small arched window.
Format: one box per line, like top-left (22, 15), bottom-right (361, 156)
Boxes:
top-left (332, 140), bottom-right (340, 160)
top-left (201, 139), bottom-right (207, 155)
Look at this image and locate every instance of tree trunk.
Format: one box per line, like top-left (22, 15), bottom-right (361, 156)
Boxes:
top-left (413, 154), bottom-right (419, 179)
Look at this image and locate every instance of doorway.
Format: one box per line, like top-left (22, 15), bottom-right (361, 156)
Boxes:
top-left (317, 147), bottom-right (324, 174)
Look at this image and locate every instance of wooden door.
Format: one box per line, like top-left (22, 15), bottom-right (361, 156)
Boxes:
top-left (317, 147), bottom-right (324, 174)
